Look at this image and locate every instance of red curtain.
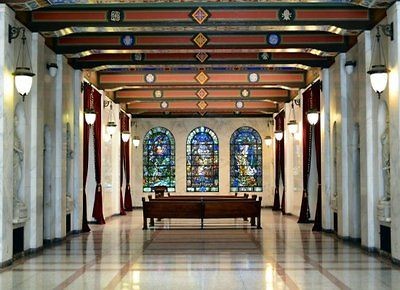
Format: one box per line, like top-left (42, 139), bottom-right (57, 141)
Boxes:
top-left (273, 111), bottom-right (284, 211)
top-left (119, 112), bottom-right (127, 216)
top-left (124, 128), bottom-right (133, 210)
top-left (82, 83), bottom-right (91, 232)
top-left (312, 81), bottom-right (322, 231)
top-left (91, 86), bottom-right (105, 224)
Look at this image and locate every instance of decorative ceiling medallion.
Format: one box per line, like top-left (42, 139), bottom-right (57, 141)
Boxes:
top-left (241, 89), bottom-right (250, 98)
top-left (248, 72), bottom-right (259, 83)
top-left (153, 90), bottom-right (163, 98)
top-left (236, 100), bottom-right (244, 109)
top-left (191, 7), bottom-right (210, 25)
top-left (131, 53), bottom-right (144, 62)
top-left (197, 100), bottom-right (208, 110)
top-left (160, 101), bottom-right (169, 109)
top-left (278, 8), bottom-right (295, 22)
top-left (196, 52), bottom-right (209, 63)
top-left (192, 33), bottom-right (209, 48)
top-left (107, 10), bottom-right (124, 22)
top-left (266, 33), bottom-right (281, 46)
top-left (196, 88), bottom-right (208, 99)
top-left (145, 73), bottom-right (155, 83)
top-left (121, 34), bottom-right (135, 47)
top-left (195, 71), bottom-right (209, 85)
top-left (259, 52), bottom-right (271, 61)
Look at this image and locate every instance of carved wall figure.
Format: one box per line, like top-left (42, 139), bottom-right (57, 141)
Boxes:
top-left (13, 102), bottom-right (26, 204)
top-left (381, 119), bottom-right (390, 200)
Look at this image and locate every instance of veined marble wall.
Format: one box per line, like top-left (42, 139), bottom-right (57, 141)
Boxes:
top-left (131, 118), bottom-right (274, 207)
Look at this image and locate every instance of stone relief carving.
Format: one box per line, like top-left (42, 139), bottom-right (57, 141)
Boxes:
top-left (330, 122), bottom-right (338, 211)
top-left (380, 122), bottom-right (390, 201)
top-left (13, 102), bottom-right (28, 224)
top-left (65, 122), bottom-right (73, 213)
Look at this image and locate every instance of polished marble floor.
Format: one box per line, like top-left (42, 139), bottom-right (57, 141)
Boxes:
top-left (1, 209), bottom-right (399, 290)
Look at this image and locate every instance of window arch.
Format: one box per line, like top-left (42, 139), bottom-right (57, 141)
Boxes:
top-left (230, 126), bottom-right (262, 192)
top-left (143, 127), bottom-right (175, 192)
top-left (186, 127), bottom-right (219, 192)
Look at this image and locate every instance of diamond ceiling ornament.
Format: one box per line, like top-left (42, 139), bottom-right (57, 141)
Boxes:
top-left (196, 52), bottom-right (209, 63)
top-left (191, 7), bottom-right (210, 24)
top-left (195, 71), bottom-right (209, 85)
top-left (197, 100), bottom-right (208, 110)
top-left (192, 33), bottom-right (209, 48)
top-left (196, 88), bottom-right (209, 99)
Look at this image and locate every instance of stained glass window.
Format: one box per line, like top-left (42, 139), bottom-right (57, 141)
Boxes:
top-left (186, 127), bottom-right (219, 192)
top-left (143, 127), bottom-right (175, 192)
top-left (230, 126), bottom-right (262, 192)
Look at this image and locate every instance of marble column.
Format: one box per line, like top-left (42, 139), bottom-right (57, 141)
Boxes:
top-left (320, 68), bottom-right (333, 230)
top-left (26, 32), bottom-right (44, 249)
top-left (0, 4), bottom-right (15, 265)
top-left (387, 2), bottom-right (400, 261)
top-left (72, 70), bottom-right (83, 232)
top-left (54, 55), bottom-right (66, 238)
top-left (358, 31), bottom-right (379, 250)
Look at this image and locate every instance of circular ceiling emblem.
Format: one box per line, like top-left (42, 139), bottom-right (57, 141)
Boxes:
top-left (145, 73), bottom-right (155, 83)
top-left (241, 89), bottom-right (250, 98)
top-left (248, 72), bottom-right (259, 83)
top-left (236, 100), bottom-right (244, 109)
top-left (267, 33), bottom-right (281, 46)
top-left (154, 90), bottom-right (163, 98)
top-left (160, 101), bottom-right (169, 109)
top-left (121, 35), bottom-right (135, 47)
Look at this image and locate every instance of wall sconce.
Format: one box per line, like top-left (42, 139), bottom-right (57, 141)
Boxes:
top-left (274, 130), bottom-right (283, 141)
top-left (306, 87), bottom-right (319, 126)
top-left (344, 61), bottom-right (356, 75)
top-left (84, 85), bottom-right (96, 126)
top-left (9, 25), bottom-right (35, 101)
top-left (287, 100), bottom-right (299, 135)
top-left (132, 121), bottom-right (140, 148)
top-left (367, 23), bottom-right (393, 98)
top-left (105, 102), bottom-right (117, 137)
top-left (47, 63), bottom-right (58, 77)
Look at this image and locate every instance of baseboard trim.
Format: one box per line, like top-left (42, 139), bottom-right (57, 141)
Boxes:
top-left (0, 258), bottom-right (13, 268)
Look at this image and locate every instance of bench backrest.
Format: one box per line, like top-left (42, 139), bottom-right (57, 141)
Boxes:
top-left (143, 200), bottom-right (202, 218)
top-left (204, 200), bottom-right (260, 218)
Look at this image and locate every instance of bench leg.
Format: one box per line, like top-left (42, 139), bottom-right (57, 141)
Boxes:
top-left (250, 217), bottom-right (256, 226)
top-left (201, 218), bottom-right (204, 229)
top-left (143, 217), bottom-right (148, 230)
top-left (150, 218), bottom-right (155, 227)
top-left (243, 217), bottom-right (248, 221)
top-left (257, 216), bottom-right (262, 229)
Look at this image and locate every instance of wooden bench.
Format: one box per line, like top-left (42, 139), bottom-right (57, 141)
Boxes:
top-left (142, 197), bottom-right (262, 230)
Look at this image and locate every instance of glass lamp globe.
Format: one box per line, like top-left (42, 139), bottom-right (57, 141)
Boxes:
top-left (14, 67), bottom-right (35, 98)
top-left (287, 120), bottom-right (298, 135)
top-left (84, 109), bottom-right (96, 126)
top-left (121, 131), bottom-right (130, 142)
top-left (307, 109), bottom-right (319, 126)
top-left (274, 130), bottom-right (283, 141)
top-left (106, 121), bottom-right (117, 136)
top-left (132, 136), bottom-right (140, 148)
top-left (264, 136), bottom-right (272, 147)
top-left (368, 65), bottom-right (389, 94)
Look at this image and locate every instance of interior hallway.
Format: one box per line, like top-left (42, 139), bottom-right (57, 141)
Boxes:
top-left (0, 210), bottom-right (398, 290)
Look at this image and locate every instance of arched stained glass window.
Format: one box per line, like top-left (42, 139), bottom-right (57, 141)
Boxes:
top-left (143, 127), bottom-right (175, 192)
top-left (230, 126), bottom-right (262, 192)
top-left (186, 127), bottom-right (219, 192)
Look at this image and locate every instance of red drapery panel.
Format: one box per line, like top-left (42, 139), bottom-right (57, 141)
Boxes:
top-left (312, 81), bottom-right (322, 231)
top-left (273, 111), bottom-right (284, 211)
top-left (298, 86), bottom-right (312, 223)
top-left (119, 112), bottom-right (127, 216)
top-left (124, 124), bottom-right (133, 210)
top-left (91, 86), bottom-right (105, 224)
top-left (82, 82), bottom-right (91, 232)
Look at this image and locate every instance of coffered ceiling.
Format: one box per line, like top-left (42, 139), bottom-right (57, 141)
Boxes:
top-left (8, 1), bottom-right (389, 117)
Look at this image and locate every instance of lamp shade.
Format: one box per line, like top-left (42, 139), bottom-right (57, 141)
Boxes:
top-left (368, 65), bottom-right (389, 94)
top-left (287, 120), bottom-right (298, 135)
top-left (13, 67), bottom-right (35, 97)
top-left (106, 121), bottom-right (117, 136)
top-left (132, 136), bottom-right (140, 148)
top-left (84, 109), bottom-right (96, 126)
top-left (264, 136), bottom-right (272, 147)
top-left (307, 109), bottom-right (319, 126)
top-left (274, 130), bottom-right (283, 141)
top-left (121, 131), bottom-right (130, 142)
